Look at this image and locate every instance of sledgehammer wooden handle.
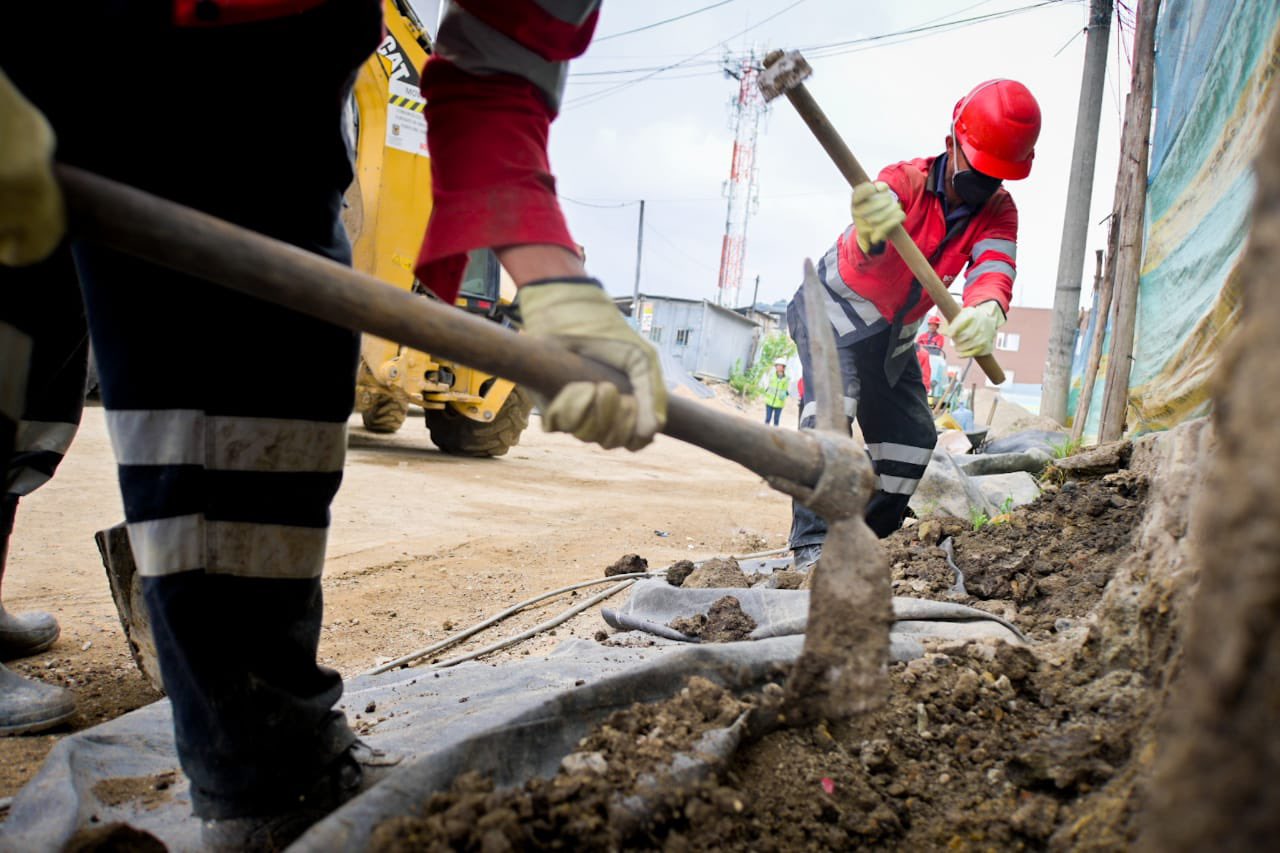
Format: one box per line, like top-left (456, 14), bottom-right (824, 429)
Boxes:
top-left (56, 165), bottom-right (826, 489)
top-left (768, 69), bottom-right (1006, 385)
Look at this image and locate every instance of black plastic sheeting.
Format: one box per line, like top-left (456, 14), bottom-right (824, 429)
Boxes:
top-left (0, 585), bottom-right (1022, 852)
top-left (603, 581), bottom-right (1024, 646)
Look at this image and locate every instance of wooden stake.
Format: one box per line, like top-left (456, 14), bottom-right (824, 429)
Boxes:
top-left (1071, 229), bottom-right (1117, 443)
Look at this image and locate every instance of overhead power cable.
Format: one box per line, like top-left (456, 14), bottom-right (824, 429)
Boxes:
top-left (645, 222), bottom-right (720, 273)
top-left (559, 195), bottom-right (639, 209)
top-left (593, 0), bottom-right (739, 43)
top-left (564, 0), bottom-right (813, 111)
top-left (569, 0), bottom-right (1078, 88)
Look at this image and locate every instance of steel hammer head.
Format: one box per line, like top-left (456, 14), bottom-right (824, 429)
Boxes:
top-left (757, 50), bottom-right (812, 102)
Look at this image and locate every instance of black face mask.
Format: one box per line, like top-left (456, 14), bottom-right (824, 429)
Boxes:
top-left (952, 166), bottom-right (1002, 208)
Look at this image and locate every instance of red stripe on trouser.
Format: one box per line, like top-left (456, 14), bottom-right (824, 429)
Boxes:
top-left (415, 58), bottom-right (577, 303)
top-left (453, 0), bottom-right (598, 61)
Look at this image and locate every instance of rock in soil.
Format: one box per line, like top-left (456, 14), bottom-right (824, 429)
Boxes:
top-left (669, 596), bottom-right (757, 642)
top-left (1051, 439), bottom-right (1132, 478)
top-left (763, 570), bottom-right (806, 590)
top-left (605, 554), bottom-right (648, 577)
top-left (665, 560), bottom-right (696, 587)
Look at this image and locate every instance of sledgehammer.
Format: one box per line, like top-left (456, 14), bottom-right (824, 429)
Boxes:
top-left (58, 165), bottom-right (889, 721)
top-left (756, 50), bottom-right (1007, 386)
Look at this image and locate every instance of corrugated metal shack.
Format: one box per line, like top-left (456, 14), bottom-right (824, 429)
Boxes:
top-left (614, 294), bottom-right (762, 382)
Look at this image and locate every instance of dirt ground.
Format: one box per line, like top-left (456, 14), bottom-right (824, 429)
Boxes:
top-left (368, 432), bottom-right (1196, 851)
top-left (0, 390), bottom-right (793, 800)
top-left (3, 381), bottom-right (1184, 851)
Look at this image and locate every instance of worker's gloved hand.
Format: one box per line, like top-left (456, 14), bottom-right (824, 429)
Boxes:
top-left (0, 71), bottom-right (64, 266)
top-left (517, 279), bottom-right (667, 451)
top-left (850, 181), bottom-right (905, 254)
top-left (942, 301), bottom-right (1006, 357)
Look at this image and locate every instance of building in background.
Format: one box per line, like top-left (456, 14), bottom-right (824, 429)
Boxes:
top-left (935, 304), bottom-right (1054, 387)
top-left (990, 305), bottom-right (1054, 386)
top-left (614, 295), bottom-right (759, 382)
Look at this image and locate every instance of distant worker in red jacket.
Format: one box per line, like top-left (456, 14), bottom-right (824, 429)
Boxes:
top-left (789, 79), bottom-right (1040, 570)
top-left (917, 313), bottom-right (947, 397)
top-left (918, 313), bottom-right (946, 352)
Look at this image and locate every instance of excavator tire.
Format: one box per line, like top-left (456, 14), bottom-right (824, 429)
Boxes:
top-left (361, 394), bottom-right (409, 434)
top-left (426, 386), bottom-right (533, 457)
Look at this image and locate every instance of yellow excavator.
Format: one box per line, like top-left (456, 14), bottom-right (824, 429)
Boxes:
top-left (344, 0), bottom-right (533, 456)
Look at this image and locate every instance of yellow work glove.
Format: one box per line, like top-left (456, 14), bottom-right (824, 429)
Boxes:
top-left (850, 181), bottom-right (905, 254)
top-left (0, 70), bottom-right (64, 266)
top-left (942, 301), bottom-right (1006, 358)
top-left (518, 280), bottom-right (667, 451)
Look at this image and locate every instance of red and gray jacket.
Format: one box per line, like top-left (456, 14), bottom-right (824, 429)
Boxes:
top-left (813, 154), bottom-right (1017, 352)
top-left (916, 329), bottom-right (946, 352)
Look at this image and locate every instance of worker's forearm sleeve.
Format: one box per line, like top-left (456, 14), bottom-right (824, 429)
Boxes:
top-left (414, 2), bottom-right (600, 301)
top-left (414, 59), bottom-right (578, 302)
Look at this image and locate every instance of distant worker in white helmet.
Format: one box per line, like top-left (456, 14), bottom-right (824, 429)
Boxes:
top-left (762, 358), bottom-right (791, 427)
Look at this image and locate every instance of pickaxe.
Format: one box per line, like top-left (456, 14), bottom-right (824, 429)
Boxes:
top-left (757, 50), bottom-right (1007, 386)
top-left (59, 165), bottom-right (890, 722)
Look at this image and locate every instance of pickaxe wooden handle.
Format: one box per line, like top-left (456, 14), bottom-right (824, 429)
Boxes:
top-left (759, 51), bottom-right (1006, 386)
top-left (56, 165), bottom-right (832, 491)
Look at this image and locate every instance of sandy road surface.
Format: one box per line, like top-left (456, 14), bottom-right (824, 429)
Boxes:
top-left (0, 394), bottom-right (794, 797)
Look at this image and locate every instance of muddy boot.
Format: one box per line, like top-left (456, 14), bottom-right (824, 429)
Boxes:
top-left (0, 661), bottom-right (76, 736)
top-left (0, 495), bottom-right (60, 661)
top-left (200, 740), bottom-right (402, 851)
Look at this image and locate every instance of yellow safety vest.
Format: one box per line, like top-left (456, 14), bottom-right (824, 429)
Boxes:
top-left (764, 374), bottom-right (789, 408)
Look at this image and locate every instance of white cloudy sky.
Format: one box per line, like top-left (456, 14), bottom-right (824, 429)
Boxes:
top-left (413, 0), bottom-right (1132, 311)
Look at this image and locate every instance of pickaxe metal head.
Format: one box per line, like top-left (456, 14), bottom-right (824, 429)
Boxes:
top-left (757, 50), bottom-right (813, 102)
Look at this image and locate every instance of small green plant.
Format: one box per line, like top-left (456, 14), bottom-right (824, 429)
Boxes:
top-left (1051, 436), bottom-right (1084, 459)
top-left (999, 496), bottom-right (1016, 515)
top-left (727, 359), bottom-right (754, 398)
top-left (970, 508), bottom-right (991, 531)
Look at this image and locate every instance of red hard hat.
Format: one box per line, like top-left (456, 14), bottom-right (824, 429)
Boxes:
top-left (927, 315), bottom-right (941, 326)
top-left (952, 80), bottom-right (1041, 181)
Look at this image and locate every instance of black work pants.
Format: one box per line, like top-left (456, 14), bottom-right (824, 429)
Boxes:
top-left (3, 0), bottom-right (381, 819)
top-left (787, 296), bottom-right (937, 543)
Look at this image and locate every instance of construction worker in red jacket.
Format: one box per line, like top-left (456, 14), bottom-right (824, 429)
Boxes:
top-left (918, 314), bottom-right (946, 350)
top-left (1, 0), bottom-right (660, 848)
top-left (789, 79), bottom-right (1039, 571)
top-left (918, 313), bottom-right (947, 397)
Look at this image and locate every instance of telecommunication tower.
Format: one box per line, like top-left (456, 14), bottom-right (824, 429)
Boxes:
top-left (716, 51), bottom-right (766, 309)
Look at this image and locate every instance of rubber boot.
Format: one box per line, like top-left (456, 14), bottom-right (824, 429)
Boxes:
top-left (0, 495), bottom-right (60, 661)
top-left (0, 661), bottom-right (75, 736)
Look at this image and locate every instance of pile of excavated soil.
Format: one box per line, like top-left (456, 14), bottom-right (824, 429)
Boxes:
top-left (892, 472), bottom-right (1148, 638)
top-left (368, 448), bottom-right (1198, 851)
top-left (370, 676), bottom-right (755, 851)
top-left (680, 558), bottom-right (751, 589)
top-left (669, 595), bottom-right (758, 642)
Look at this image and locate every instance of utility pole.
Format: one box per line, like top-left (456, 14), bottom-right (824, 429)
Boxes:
top-left (1099, 0), bottom-right (1160, 441)
top-left (631, 199), bottom-right (645, 325)
top-left (1041, 0), bottom-right (1113, 424)
top-left (750, 274), bottom-right (761, 311)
